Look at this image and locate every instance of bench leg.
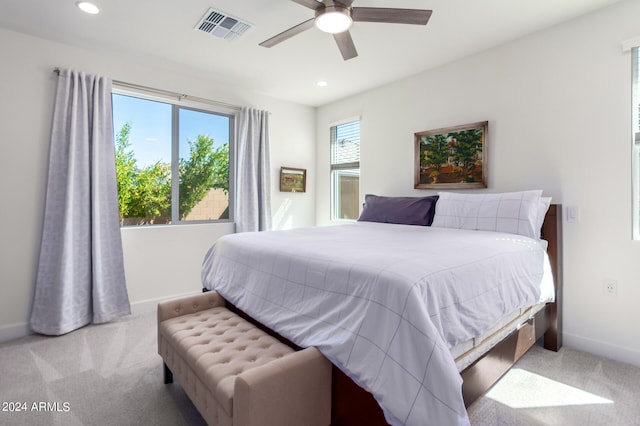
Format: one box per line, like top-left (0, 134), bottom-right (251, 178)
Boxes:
top-left (163, 363), bottom-right (174, 384)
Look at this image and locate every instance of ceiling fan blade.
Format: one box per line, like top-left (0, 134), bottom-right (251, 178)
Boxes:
top-left (291, 0), bottom-right (324, 11)
top-left (333, 31), bottom-right (358, 61)
top-left (260, 18), bottom-right (315, 48)
top-left (351, 8), bottom-right (432, 25)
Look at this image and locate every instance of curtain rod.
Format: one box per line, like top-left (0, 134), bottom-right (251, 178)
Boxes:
top-left (53, 68), bottom-right (241, 112)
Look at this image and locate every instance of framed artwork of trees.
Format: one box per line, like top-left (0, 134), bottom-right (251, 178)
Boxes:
top-left (414, 121), bottom-right (488, 189)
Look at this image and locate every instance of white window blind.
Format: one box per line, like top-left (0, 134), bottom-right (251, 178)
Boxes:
top-left (331, 121), bottom-right (360, 167)
top-left (634, 47), bottom-right (640, 139)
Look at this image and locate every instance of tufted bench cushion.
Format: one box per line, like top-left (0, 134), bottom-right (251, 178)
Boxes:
top-left (158, 291), bottom-right (331, 426)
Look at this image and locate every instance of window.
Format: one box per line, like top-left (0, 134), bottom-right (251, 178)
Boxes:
top-left (633, 47), bottom-right (640, 238)
top-left (330, 120), bottom-right (360, 220)
top-left (112, 92), bottom-right (233, 226)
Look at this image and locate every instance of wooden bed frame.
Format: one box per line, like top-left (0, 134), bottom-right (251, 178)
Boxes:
top-left (208, 204), bottom-right (563, 425)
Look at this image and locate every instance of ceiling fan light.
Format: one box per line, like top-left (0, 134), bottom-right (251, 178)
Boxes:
top-left (76, 1), bottom-right (100, 14)
top-left (315, 9), bottom-right (352, 34)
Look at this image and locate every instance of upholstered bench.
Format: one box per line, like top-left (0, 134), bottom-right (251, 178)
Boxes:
top-left (157, 291), bottom-right (331, 426)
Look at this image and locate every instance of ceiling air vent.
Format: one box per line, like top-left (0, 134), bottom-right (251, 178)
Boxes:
top-left (195, 8), bottom-right (252, 41)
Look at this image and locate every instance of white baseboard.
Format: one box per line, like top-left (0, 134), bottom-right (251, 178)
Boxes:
top-left (0, 322), bottom-right (31, 344)
top-left (129, 290), bottom-right (202, 316)
top-left (563, 331), bottom-right (640, 368)
top-left (0, 291), bottom-right (202, 345)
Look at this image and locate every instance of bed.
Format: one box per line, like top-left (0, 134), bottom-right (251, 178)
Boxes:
top-left (201, 191), bottom-right (562, 425)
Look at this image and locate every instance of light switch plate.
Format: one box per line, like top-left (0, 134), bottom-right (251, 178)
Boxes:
top-left (566, 205), bottom-right (580, 223)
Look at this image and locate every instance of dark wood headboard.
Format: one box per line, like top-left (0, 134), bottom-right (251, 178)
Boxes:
top-left (540, 203), bottom-right (563, 350)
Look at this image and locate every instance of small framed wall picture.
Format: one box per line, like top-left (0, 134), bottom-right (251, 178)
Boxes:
top-left (280, 167), bottom-right (307, 193)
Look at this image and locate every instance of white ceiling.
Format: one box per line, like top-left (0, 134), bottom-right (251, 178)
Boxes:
top-left (0, 0), bottom-right (623, 106)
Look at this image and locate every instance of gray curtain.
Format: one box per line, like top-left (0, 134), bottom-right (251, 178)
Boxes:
top-left (235, 107), bottom-right (272, 232)
top-left (30, 69), bottom-right (130, 336)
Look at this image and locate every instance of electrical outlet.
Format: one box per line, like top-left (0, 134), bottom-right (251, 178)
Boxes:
top-left (603, 279), bottom-right (618, 296)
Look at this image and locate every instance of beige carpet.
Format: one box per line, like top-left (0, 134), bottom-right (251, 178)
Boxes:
top-left (0, 312), bottom-right (204, 426)
top-left (0, 311), bottom-right (638, 425)
top-left (467, 344), bottom-right (640, 425)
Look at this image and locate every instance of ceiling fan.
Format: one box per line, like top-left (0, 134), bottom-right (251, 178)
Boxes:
top-left (259, 0), bottom-right (432, 61)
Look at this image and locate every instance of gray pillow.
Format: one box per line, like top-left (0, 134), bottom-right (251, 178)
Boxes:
top-left (358, 194), bottom-right (439, 226)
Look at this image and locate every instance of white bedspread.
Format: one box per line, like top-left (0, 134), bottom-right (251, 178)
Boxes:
top-left (201, 222), bottom-right (554, 426)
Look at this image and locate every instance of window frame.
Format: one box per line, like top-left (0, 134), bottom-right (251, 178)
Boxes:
top-left (329, 118), bottom-right (361, 221)
top-left (112, 86), bottom-right (235, 226)
top-left (331, 168), bottom-right (360, 221)
top-left (632, 47), bottom-right (640, 239)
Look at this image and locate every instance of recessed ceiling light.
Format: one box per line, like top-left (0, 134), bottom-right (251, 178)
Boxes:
top-left (76, 2), bottom-right (100, 15)
top-left (317, 81), bottom-right (328, 87)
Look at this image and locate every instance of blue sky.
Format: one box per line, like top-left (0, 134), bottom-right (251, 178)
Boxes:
top-left (112, 93), bottom-right (230, 168)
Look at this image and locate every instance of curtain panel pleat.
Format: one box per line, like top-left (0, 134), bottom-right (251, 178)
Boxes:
top-left (30, 69), bottom-right (130, 336)
top-left (235, 107), bottom-right (272, 233)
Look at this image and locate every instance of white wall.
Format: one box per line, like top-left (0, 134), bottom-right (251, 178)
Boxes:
top-left (316, 0), bottom-right (640, 367)
top-left (0, 28), bottom-right (315, 341)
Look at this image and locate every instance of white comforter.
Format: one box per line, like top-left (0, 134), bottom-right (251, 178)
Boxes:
top-left (201, 222), bottom-right (554, 426)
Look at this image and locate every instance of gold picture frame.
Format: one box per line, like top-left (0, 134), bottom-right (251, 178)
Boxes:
top-left (280, 167), bottom-right (307, 193)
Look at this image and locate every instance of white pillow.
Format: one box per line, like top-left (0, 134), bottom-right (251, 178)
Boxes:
top-left (432, 190), bottom-right (543, 239)
top-left (535, 197), bottom-right (552, 238)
